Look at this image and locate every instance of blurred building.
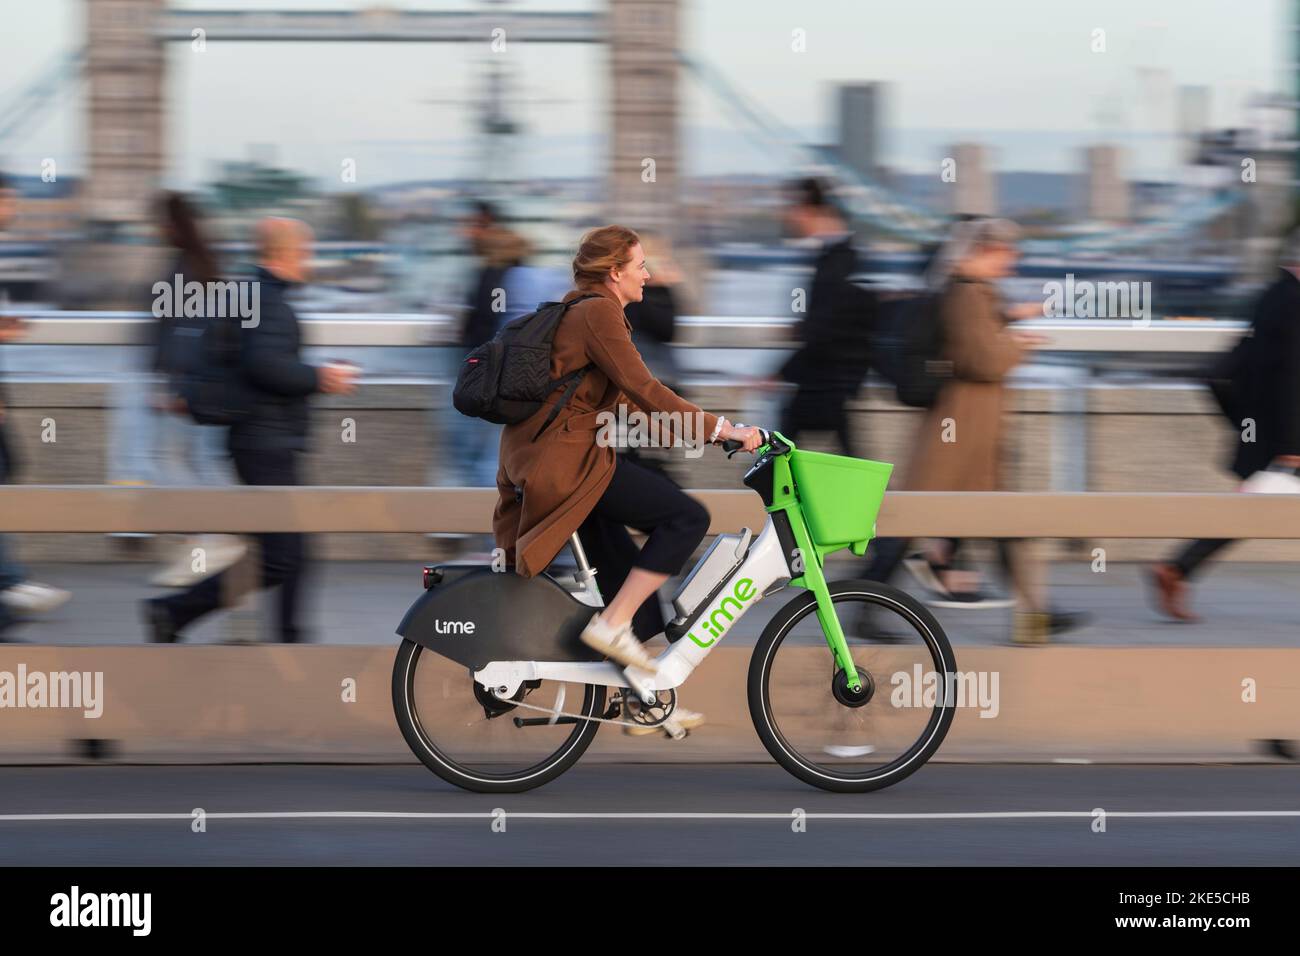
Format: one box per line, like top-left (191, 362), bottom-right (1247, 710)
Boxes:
top-left (1083, 145), bottom-right (1129, 223)
top-left (837, 83), bottom-right (887, 183)
top-left (950, 142), bottom-right (997, 216)
top-left (1178, 85), bottom-right (1212, 164)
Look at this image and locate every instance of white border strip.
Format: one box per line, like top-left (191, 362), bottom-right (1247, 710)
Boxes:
top-left (1, 810), bottom-right (1299, 822)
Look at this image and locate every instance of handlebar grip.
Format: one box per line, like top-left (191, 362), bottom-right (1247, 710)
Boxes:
top-left (720, 426), bottom-right (772, 457)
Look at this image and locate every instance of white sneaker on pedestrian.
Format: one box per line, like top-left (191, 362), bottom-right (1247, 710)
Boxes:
top-left (902, 552), bottom-right (945, 593)
top-left (0, 581), bottom-right (71, 615)
top-left (578, 612), bottom-right (656, 670)
top-left (624, 704), bottom-right (706, 737)
top-left (152, 535), bottom-right (247, 587)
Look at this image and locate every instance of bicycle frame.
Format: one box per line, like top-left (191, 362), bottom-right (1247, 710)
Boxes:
top-left (474, 433), bottom-right (866, 699)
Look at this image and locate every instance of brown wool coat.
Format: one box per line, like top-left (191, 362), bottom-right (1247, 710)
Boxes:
top-left (903, 279), bottom-right (1026, 492)
top-left (491, 284), bottom-right (720, 577)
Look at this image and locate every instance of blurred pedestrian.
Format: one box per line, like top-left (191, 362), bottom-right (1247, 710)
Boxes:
top-left (774, 177), bottom-right (873, 457)
top-left (0, 170), bottom-right (70, 640)
top-left (623, 231), bottom-right (685, 480)
top-left (884, 218), bottom-right (1085, 636)
top-left (625, 232), bottom-right (683, 393)
top-left (498, 229), bottom-right (568, 327)
top-left (448, 202), bottom-right (514, 487)
top-left (459, 201), bottom-right (506, 351)
top-left (1149, 230), bottom-right (1300, 621)
top-left (143, 218), bottom-right (358, 643)
top-left (147, 192), bottom-right (244, 587)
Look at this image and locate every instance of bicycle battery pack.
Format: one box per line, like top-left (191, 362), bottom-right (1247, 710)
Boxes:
top-left (669, 528), bottom-right (751, 624)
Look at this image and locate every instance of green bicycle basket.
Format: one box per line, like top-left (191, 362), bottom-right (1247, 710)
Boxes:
top-left (788, 448), bottom-right (893, 554)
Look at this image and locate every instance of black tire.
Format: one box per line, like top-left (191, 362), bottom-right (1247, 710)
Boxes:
top-left (392, 639), bottom-right (605, 793)
top-left (748, 579), bottom-right (957, 793)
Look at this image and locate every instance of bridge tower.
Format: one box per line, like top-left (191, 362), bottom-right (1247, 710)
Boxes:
top-left (79, 0), bottom-right (167, 306)
top-left (84, 0), bottom-right (166, 232)
top-left (606, 0), bottom-right (680, 237)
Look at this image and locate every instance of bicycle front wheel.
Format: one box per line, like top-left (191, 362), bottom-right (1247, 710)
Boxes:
top-left (748, 580), bottom-right (957, 793)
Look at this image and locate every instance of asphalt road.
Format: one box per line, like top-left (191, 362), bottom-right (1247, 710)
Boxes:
top-left (0, 763), bottom-right (1297, 865)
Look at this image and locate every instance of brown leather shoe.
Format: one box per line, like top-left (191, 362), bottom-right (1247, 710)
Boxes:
top-left (1148, 563), bottom-right (1198, 622)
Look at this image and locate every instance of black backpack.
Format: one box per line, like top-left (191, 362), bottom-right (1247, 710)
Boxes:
top-left (177, 312), bottom-right (255, 426)
top-left (873, 291), bottom-right (951, 408)
top-left (452, 294), bottom-right (598, 439)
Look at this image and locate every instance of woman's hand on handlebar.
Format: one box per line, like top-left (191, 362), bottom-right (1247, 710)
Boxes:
top-left (717, 420), bottom-right (764, 453)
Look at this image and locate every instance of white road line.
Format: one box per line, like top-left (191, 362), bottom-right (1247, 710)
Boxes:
top-left (0, 810), bottom-right (1298, 822)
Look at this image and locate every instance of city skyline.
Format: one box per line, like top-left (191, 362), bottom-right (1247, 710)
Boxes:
top-left (1, 0), bottom-right (1287, 187)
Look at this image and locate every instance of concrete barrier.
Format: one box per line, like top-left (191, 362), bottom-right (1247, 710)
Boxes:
top-left (1, 645), bottom-right (1294, 764)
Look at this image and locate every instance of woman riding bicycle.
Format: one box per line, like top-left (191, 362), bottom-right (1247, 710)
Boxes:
top-left (491, 225), bottom-right (762, 734)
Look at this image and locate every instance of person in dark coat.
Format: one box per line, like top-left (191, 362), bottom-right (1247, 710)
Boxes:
top-left (623, 232), bottom-right (684, 482)
top-left (143, 218), bottom-right (358, 643)
top-left (459, 201), bottom-right (507, 350)
top-left (448, 202), bottom-right (513, 488)
top-left (1149, 242), bottom-right (1300, 621)
top-left (775, 177), bottom-right (873, 457)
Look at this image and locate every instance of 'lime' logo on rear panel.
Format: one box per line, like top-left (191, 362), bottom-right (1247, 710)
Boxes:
top-left (686, 578), bottom-right (757, 648)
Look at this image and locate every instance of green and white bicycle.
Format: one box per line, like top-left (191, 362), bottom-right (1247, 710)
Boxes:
top-left (392, 429), bottom-right (957, 793)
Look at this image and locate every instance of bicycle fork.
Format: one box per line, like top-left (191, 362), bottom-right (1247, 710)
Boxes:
top-left (775, 503), bottom-right (863, 694)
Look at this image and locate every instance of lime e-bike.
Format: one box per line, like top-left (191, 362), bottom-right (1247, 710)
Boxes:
top-left (392, 429), bottom-right (956, 793)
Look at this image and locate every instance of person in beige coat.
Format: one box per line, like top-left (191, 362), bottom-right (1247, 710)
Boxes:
top-left (902, 219), bottom-right (1087, 636)
top-left (492, 225), bottom-right (763, 733)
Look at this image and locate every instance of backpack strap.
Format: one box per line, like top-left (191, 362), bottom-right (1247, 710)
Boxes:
top-left (528, 293), bottom-right (604, 441)
top-left (532, 364), bottom-right (592, 441)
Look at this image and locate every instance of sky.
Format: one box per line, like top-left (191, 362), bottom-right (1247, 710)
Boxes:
top-left (0, 0), bottom-right (1287, 187)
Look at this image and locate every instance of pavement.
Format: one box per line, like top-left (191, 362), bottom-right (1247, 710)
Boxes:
top-left (0, 763), bottom-right (1297, 865)
top-left (3, 558), bottom-right (1298, 647)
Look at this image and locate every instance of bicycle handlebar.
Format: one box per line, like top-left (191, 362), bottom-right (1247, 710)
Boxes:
top-left (721, 425), bottom-right (773, 457)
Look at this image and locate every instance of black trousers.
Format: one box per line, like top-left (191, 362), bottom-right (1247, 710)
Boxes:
top-left (1170, 538), bottom-right (1233, 579)
top-left (781, 385), bottom-right (859, 458)
top-left (157, 446), bottom-right (309, 642)
top-left (572, 456), bottom-right (710, 641)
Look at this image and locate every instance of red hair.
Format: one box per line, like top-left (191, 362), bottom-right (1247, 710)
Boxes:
top-left (572, 225), bottom-right (640, 287)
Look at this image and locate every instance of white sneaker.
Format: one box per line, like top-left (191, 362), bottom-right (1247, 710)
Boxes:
top-left (0, 581), bottom-right (71, 615)
top-left (902, 552), bottom-right (945, 593)
top-left (201, 535), bottom-right (247, 574)
top-left (625, 704), bottom-right (706, 737)
top-left (153, 536), bottom-right (247, 586)
top-left (578, 612), bottom-right (656, 670)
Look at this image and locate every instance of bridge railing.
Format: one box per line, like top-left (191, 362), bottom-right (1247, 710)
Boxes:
top-left (2, 310), bottom-right (1249, 355)
top-left (0, 487), bottom-right (1295, 540)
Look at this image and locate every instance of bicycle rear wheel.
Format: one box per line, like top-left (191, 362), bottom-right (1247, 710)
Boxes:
top-left (748, 580), bottom-right (957, 793)
top-left (393, 639), bottom-right (605, 793)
